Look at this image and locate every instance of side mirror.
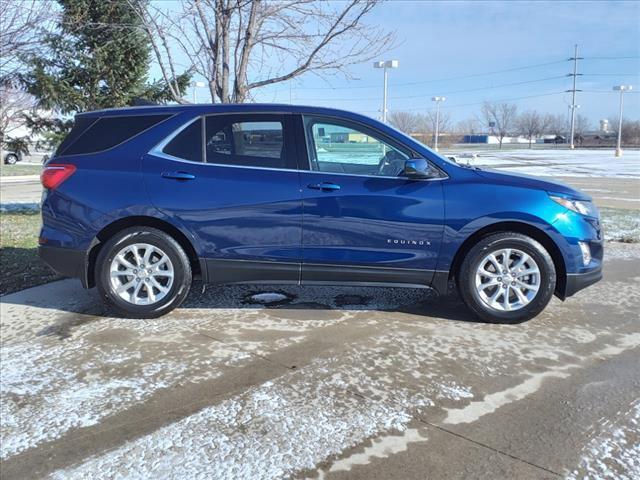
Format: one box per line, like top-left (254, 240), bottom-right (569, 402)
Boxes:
top-left (404, 158), bottom-right (432, 178)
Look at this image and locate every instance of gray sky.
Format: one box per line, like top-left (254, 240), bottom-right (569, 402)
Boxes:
top-left (155, 1), bottom-right (640, 126)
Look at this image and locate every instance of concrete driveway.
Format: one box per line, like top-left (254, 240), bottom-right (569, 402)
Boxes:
top-left (1, 242), bottom-right (639, 479)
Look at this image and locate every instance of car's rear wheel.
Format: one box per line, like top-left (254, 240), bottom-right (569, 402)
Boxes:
top-left (458, 232), bottom-right (556, 323)
top-left (96, 227), bottom-right (192, 318)
top-left (4, 154), bottom-right (18, 165)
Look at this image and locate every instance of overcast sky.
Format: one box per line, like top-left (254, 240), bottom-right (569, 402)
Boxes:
top-left (157, 1), bottom-right (640, 126)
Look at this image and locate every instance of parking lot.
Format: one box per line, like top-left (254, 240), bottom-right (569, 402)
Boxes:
top-left (1, 241), bottom-right (639, 479)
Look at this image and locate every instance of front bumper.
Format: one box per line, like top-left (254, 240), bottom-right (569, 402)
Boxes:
top-left (39, 245), bottom-right (89, 287)
top-left (563, 265), bottom-right (603, 298)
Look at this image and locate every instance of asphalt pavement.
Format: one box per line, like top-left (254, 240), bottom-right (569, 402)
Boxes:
top-left (1, 242), bottom-right (638, 479)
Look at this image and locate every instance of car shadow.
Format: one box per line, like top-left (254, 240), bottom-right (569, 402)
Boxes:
top-left (1, 279), bottom-right (481, 342)
top-left (178, 281), bottom-right (480, 323)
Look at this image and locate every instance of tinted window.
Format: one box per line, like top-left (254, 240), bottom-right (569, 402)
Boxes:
top-left (162, 118), bottom-right (203, 162)
top-left (61, 114), bottom-right (171, 155)
top-left (304, 116), bottom-right (409, 177)
top-left (205, 117), bottom-right (286, 169)
top-left (55, 116), bottom-right (96, 155)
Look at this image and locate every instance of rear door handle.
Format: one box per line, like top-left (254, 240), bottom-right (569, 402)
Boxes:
top-left (161, 171), bottom-right (196, 180)
top-left (307, 182), bottom-right (341, 191)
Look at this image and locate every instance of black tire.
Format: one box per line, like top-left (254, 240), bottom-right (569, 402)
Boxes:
top-left (96, 227), bottom-right (192, 318)
top-left (5, 154), bottom-right (18, 165)
top-left (458, 232), bottom-right (556, 324)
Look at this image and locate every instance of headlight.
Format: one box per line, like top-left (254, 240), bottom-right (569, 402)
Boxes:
top-left (549, 195), bottom-right (598, 217)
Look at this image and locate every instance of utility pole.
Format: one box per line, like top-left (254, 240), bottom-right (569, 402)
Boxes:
top-left (431, 96), bottom-right (446, 151)
top-left (567, 44), bottom-right (583, 149)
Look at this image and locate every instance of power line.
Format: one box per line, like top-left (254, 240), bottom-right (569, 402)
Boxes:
top-left (582, 56), bottom-right (640, 60)
top-left (582, 73), bottom-right (639, 76)
top-left (358, 91), bottom-right (566, 113)
top-left (290, 60), bottom-right (568, 91)
top-left (297, 75), bottom-right (567, 102)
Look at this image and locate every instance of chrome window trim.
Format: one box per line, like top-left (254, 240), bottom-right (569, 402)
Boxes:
top-left (149, 112), bottom-right (447, 182)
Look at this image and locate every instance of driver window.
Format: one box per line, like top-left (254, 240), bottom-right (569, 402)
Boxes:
top-left (304, 116), bottom-right (409, 177)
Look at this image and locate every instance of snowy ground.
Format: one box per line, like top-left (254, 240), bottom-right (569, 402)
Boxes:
top-left (1, 243), bottom-right (639, 479)
top-left (447, 148), bottom-right (640, 179)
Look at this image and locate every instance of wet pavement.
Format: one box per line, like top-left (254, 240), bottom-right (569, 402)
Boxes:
top-left (1, 242), bottom-right (639, 479)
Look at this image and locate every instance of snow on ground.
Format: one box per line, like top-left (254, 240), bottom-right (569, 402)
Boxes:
top-left (567, 400), bottom-right (640, 480)
top-left (47, 293), bottom-right (640, 478)
top-left (0, 318), bottom-right (252, 459)
top-left (600, 208), bottom-right (640, 243)
top-left (448, 148), bottom-right (640, 178)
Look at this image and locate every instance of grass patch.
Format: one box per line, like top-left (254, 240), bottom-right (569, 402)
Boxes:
top-left (0, 211), bottom-right (60, 295)
top-left (0, 163), bottom-right (42, 177)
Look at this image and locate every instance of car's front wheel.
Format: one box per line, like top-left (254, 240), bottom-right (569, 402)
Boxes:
top-left (96, 227), bottom-right (192, 318)
top-left (458, 232), bottom-right (556, 323)
top-left (4, 153), bottom-right (18, 165)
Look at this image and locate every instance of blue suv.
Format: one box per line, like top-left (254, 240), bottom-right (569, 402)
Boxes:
top-left (39, 104), bottom-right (602, 322)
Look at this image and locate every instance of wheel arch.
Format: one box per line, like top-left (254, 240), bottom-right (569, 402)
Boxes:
top-left (85, 216), bottom-right (203, 289)
top-left (448, 221), bottom-right (567, 298)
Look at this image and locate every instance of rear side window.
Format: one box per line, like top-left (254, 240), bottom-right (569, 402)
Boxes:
top-left (162, 118), bottom-right (203, 162)
top-left (205, 116), bottom-right (288, 169)
top-left (59, 114), bottom-right (171, 156)
top-left (55, 116), bottom-right (96, 155)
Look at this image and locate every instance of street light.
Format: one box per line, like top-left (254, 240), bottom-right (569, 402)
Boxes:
top-left (613, 85), bottom-right (632, 157)
top-left (192, 81), bottom-right (205, 103)
top-left (431, 96), bottom-right (446, 151)
top-left (373, 60), bottom-right (399, 123)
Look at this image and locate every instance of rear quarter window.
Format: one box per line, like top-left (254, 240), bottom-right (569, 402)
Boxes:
top-left (58, 114), bottom-right (171, 156)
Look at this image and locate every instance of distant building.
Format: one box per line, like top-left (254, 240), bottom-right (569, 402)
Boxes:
top-left (462, 134), bottom-right (529, 144)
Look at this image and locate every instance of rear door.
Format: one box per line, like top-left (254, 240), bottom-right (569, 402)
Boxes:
top-left (298, 115), bottom-right (445, 286)
top-left (143, 113), bottom-right (302, 284)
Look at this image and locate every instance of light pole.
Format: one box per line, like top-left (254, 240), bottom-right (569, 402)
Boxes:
top-left (613, 85), bottom-right (632, 157)
top-left (431, 96), bottom-right (445, 151)
top-left (192, 81), bottom-right (205, 103)
top-left (373, 60), bottom-right (399, 123)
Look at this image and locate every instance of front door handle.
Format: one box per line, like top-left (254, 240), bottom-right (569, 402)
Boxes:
top-left (307, 182), bottom-right (341, 192)
top-left (161, 171), bottom-right (196, 180)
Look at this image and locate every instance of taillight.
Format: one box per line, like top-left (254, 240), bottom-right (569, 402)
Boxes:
top-left (41, 164), bottom-right (76, 190)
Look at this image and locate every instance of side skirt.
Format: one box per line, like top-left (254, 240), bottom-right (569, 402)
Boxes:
top-left (204, 258), bottom-right (445, 291)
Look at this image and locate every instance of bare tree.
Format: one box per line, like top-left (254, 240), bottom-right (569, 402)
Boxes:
top-left (481, 102), bottom-right (517, 149)
top-left (0, 0), bottom-right (54, 86)
top-left (425, 109), bottom-right (451, 147)
top-left (388, 111), bottom-right (422, 134)
top-left (0, 89), bottom-right (35, 140)
top-left (456, 117), bottom-right (481, 135)
top-left (621, 119), bottom-right (640, 145)
top-left (543, 113), bottom-right (568, 144)
top-left (132, 0), bottom-right (394, 103)
top-left (0, 88), bottom-right (37, 162)
top-left (516, 110), bottom-right (548, 148)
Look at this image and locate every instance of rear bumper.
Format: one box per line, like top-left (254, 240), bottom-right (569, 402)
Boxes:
top-left (563, 266), bottom-right (603, 299)
top-left (39, 245), bottom-right (89, 287)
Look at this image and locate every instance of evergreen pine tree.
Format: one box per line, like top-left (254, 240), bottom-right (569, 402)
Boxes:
top-left (22, 0), bottom-right (189, 114)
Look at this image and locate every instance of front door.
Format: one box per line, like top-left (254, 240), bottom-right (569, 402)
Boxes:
top-left (298, 115), bottom-right (445, 286)
top-left (143, 113), bottom-right (302, 284)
